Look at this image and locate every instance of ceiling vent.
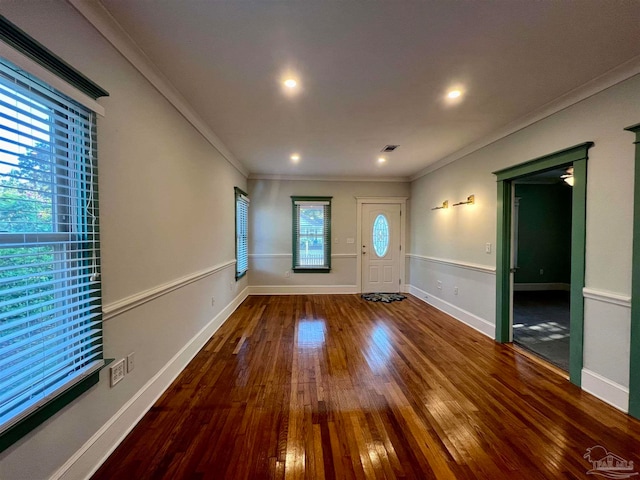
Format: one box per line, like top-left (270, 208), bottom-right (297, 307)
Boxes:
top-left (381, 145), bottom-right (399, 152)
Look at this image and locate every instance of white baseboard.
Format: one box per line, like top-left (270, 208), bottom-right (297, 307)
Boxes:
top-left (249, 285), bottom-right (358, 295)
top-left (513, 283), bottom-right (570, 291)
top-left (581, 368), bottom-right (629, 413)
top-left (53, 287), bottom-right (249, 480)
top-left (407, 285), bottom-right (494, 338)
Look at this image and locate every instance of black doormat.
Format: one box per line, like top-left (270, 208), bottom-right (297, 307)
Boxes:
top-left (361, 293), bottom-right (407, 303)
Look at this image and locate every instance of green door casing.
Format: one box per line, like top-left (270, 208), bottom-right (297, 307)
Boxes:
top-left (625, 123), bottom-right (640, 419)
top-left (493, 143), bottom-right (593, 386)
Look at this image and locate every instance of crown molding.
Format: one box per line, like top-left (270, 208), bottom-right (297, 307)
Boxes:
top-left (68, 0), bottom-right (249, 178)
top-left (410, 54), bottom-right (640, 182)
top-left (248, 173), bottom-right (410, 183)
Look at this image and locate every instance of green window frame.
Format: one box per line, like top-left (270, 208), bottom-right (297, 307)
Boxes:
top-left (291, 196), bottom-right (332, 273)
top-left (235, 187), bottom-right (249, 280)
top-left (0, 17), bottom-right (108, 453)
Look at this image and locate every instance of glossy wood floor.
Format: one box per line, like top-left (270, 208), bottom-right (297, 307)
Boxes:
top-left (92, 295), bottom-right (640, 479)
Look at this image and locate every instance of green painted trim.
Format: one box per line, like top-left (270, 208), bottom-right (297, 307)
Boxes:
top-left (625, 123), bottom-right (640, 418)
top-left (291, 196), bottom-right (333, 272)
top-left (0, 15), bottom-right (109, 99)
top-left (292, 267), bottom-right (331, 273)
top-left (292, 197), bottom-right (299, 269)
top-left (494, 143), bottom-right (592, 386)
top-left (624, 123), bottom-right (640, 134)
top-left (495, 180), bottom-right (511, 342)
top-left (493, 142), bottom-right (593, 182)
top-left (0, 364), bottom-right (108, 453)
top-left (569, 158), bottom-right (587, 385)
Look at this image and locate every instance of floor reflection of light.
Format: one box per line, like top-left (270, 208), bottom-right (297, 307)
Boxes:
top-left (514, 321), bottom-right (569, 341)
top-left (365, 324), bottom-right (393, 372)
top-left (297, 320), bottom-right (325, 348)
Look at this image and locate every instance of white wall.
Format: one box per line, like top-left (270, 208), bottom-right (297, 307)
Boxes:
top-left (248, 179), bottom-right (409, 292)
top-left (0, 2), bottom-right (248, 479)
top-left (409, 73), bottom-right (640, 408)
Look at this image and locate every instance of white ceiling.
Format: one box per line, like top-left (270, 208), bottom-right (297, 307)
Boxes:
top-left (98, 0), bottom-right (640, 180)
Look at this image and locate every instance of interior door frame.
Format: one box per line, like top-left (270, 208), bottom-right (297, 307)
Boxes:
top-left (624, 122), bottom-right (640, 419)
top-left (356, 197), bottom-right (408, 294)
top-left (493, 142), bottom-right (592, 386)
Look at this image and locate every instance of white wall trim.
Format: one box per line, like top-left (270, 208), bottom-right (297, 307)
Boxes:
top-left (583, 287), bottom-right (632, 308)
top-left (0, 41), bottom-right (106, 116)
top-left (52, 286), bottom-right (250, 480)
top-left (514, 283), bottom-right (570, 292)
top-left (249, 253), bottom-right (357, 259)
top-left (355, 196), bottom-right (410, 203)
top-left (249, 285), bottom-right (358, 295)
top-left (410, 55), bottom-right (640, 181)
top-left (68, 0), bottom-right (249, 177)
top-left (102, 260), bottom-right (236, 320)
top-left (407, 253), bottom-right (496, 274)
top-left (408, 285), bottom-right (494, 338)
top-left (249, 174), bottom-right (410, 183)
top-left (581, 368), bottom-right (629, 413)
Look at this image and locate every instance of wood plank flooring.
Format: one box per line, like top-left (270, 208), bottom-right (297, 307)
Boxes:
top-left (92, 295), bottom-right (640, 479)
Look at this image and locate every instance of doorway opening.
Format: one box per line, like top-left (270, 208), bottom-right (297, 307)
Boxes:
top-left (512, 168), bottom-right (573, 371)
top-left (493, 142), bottom-right (592, 386)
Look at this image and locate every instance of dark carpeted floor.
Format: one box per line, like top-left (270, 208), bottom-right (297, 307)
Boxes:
top-left (513, 290), bottom-right (570, 371)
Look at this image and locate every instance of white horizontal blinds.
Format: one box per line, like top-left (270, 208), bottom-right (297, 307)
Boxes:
top-left (293, 199), bottom-right (330, 268)
top-left (235, 189), bottom-right (249, 278)
top-left (0, 58), bottom-right (103, 434)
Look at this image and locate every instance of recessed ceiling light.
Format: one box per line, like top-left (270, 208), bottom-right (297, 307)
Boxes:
top-left (291, 153), bottom-right (300, 162)
top-left (378, 157), bottom-right (386, 164)
top-left (447, 89), bottom-right (462, 99)
top-left (284, 79), bottom-right (297, 89)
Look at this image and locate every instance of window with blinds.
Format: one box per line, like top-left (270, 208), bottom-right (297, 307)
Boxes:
top-left (291, 196), bottom-right (332, 273)
top-left (0, 58), bottom-right (103, 438)
top-left (235, 187), bottom-right (249, 280)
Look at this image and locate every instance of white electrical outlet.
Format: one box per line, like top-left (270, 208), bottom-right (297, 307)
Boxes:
top-left (285, 270), bottom-right (290, 278)
top-left (346, 238), bottom-right (355, 244)
top-left (454, 286), bottom-right (459, 295)
top-left (127, 352), bottom-right (135, 373)
top-left (485, 243), bottom-right (492, 254)
top-left (437, 280), bottom-right (442, 289)
top-left (110, 359), bottom-right (125, 387)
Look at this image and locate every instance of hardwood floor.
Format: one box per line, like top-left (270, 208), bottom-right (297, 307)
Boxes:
top-left (92, 295), bottom-right (640, 479)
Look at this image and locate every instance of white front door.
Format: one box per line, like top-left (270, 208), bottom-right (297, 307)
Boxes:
top-left (361, 203), bottom-right (401, 293)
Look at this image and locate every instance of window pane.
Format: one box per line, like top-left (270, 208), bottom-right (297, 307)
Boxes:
top-left (235, 191), bottom-right (248, 278)
top-left (298, 206), bottom-right (324, 266)
top-left (372, 214), bottom-right (389, 257)
top-left (291, 197), bottom-right (331, 271)
top-left (0, 58), bottom-right (103, 436)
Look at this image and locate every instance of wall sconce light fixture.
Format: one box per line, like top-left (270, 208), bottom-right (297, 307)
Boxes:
top-left (453, 195), bottom-right (475, 206)
top-left (431, 200), bottom-right (448, 210)
top-left (561, 167), bottom-right (574, 186)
